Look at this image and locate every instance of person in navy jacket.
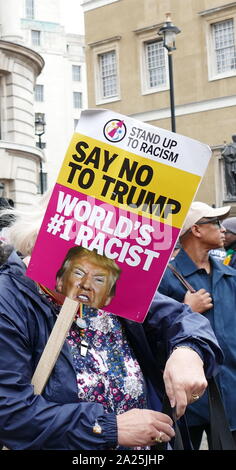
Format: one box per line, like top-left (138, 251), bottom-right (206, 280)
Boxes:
top-left (0, 199), bottom-right (223, 450)
top-left (159, 201), bottom-right (236, 449)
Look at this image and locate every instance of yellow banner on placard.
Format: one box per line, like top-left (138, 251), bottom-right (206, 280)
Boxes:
top-left (57, 133), bottom-right (200, 228)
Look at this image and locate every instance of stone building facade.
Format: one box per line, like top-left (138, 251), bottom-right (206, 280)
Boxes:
top-left (0, 0), bottom-right (86, 207)
top-left (0, 37), bottom-right (44, 207)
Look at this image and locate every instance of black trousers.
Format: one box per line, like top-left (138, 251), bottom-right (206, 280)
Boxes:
top-left (188, 424), bottom-right (211, 450)
top-left (189, 425), bottom-right (236, 450)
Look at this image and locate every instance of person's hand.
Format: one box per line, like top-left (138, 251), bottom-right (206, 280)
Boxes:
top-left (163, 347), bottom-right (207, 419)
top-left (117, 409), bottom-right (175, 447)
top-left (184, 289), bottom-right (213, 313)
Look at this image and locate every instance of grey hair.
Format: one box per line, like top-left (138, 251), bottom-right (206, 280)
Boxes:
top-left (0, 191), bottom-right (51, 256)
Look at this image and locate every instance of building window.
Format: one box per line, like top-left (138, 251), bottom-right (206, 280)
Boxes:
top-left (98, 50), bottom-right (117, 98)
top-left (26, 0), bottom-right (34, 19)
top-left (34, 85), bottom-right (44, 102)
top-left (136, 26), bottom-right (169, 95)
top-left (72, 65), bottom-right (81, 81)
top-left (212, 19), bottom-right (236, 74)
top-left (145, 40), bottom-right (167, 88)
top-left (73, 92), bottom-right (83, 109)
top-left (91, 37), bottom-right (120, 104)
top-left (31, 30), bottom-right (41, 46)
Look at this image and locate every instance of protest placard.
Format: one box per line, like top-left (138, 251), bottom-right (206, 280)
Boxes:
top-left (26, 109), bottom-right (211, 322)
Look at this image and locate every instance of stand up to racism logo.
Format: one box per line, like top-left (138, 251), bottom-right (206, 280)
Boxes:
top-left (103, 119), bottom-right (127, 142)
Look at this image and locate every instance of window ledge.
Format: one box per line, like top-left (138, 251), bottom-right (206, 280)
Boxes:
top-left (142, 85), bottom-right (169, 95)
top-left (209, 70), bottom-right (236, 81)
top-left (95, 96), bottom-right (120, 105)
top-left (199, 2), bottom-right (236, 16)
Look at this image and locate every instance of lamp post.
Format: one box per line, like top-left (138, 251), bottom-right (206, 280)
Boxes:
top-left (35, 116), bottom-right (46, 194)
top-left (0, 182), bottom-right (5, 198)
top-left (158, 13), bottom-right (181, 133)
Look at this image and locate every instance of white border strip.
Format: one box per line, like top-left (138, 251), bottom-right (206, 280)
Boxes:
top-left (81, 0), bottom-right (120, 12)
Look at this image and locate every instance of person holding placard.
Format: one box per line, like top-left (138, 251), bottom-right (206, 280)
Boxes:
top-left (0, 200), bottom-right (223, 450)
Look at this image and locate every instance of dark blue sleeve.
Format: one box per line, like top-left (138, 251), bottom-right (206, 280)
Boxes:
top-left (144, 292), bottom-right (224, 378)
top-left (0, 310), bottom-right (117, 450)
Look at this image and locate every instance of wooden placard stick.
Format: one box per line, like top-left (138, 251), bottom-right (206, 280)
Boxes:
top-left (31, 297), bottom-right (79, 395)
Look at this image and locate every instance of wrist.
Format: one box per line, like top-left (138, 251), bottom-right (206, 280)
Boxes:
top-left (172, 343), bottom-right (204, 363)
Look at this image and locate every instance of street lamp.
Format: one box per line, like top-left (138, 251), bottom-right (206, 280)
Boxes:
top-left (158, 13), bottom-right (181, 133)
top-left (35, 116), bottom-right (46, 194)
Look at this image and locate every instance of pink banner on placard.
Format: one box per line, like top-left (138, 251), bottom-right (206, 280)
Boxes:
top-left (27, 184), bottom-right (179, 322)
